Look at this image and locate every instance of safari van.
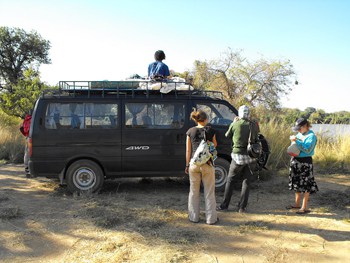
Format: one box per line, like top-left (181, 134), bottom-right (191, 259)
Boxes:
top-left (28, 80), bottom-right (268, 193)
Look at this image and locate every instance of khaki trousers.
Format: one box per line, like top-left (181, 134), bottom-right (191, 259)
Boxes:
top-left (188, 163), bottom-right (217, 224)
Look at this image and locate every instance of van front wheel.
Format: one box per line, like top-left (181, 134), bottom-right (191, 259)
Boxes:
top-left (66, 159), bottom-right (104, 194)
top-left (215, 157), bottom-right (230, 191)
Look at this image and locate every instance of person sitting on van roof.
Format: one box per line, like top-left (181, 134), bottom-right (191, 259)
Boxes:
top-left (148, 50), bottom-right (170, 80)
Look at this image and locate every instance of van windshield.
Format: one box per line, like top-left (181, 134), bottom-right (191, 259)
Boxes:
top-left (197, 103), bottom-right (236, 126)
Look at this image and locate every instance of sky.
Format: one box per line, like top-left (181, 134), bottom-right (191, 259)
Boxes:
top-left (1, 0), bottom-right (349, 113)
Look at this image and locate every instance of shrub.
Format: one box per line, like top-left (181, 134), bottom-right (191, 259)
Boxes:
top-left (314, 133), bottom-right (350, 172)
top-left (0, 109), bottom-right (21, 127)
top-left (0, 125), bottom-right (25, 163)
top-left (259, 119), bottom-right (291, 170)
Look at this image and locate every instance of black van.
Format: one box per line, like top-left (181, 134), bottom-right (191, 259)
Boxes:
top-left (28, 80), bottom-right (268, 193)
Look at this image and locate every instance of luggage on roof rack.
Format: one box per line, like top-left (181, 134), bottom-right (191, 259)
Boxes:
top-left (42, 80), bottom-right (224, 100)
top-left (59, 80), bottom-right (193, 91)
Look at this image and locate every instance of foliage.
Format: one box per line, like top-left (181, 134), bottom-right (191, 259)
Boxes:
top-left (178, 47), bottom-right (350, 124)
top-left (191, 48), bottom-right (297, 112)
top-left (328, 111), bottom-right (350, 124)
top-left (0, 68), bottom-right (53, 118)
top-left (0, 111), bottom-right (21, 162)
top-left (0, 109), bottom-right (21, 127)
top-left (0, 26), bottom-right (51, 91)
top-left (309, 109), bottom-right (326, 124)
top-left (274, 108), bottom-right (350, 124)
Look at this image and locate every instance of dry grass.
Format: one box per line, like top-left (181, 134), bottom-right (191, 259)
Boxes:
top-left (0, 125), bottom-right (25, 163)
top-left (0, 192), bottom-right (10, 203)
top-left (0, 207), bottom-right (20, 219)
top-left (237, 221), bottom-right (270, 233)
top-left (49, 184), bottom-right (205, 262)
top-left (0, 193), bottom-right (17, 219)
top-left (260, 120), bottom-right (292, 170)
top-left (260, 120), bottom-right (350, 173)
top-left (1, 164), bottom-right (350, 263)
top-left (78, 194), bottom-right (202, 245)
top-left (316, 188), bottom-right (350, 209)
top-left (314, 134), bottom-right (350, 172)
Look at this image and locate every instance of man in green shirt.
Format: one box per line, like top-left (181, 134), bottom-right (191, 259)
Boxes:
top-left (217, 105), bottom-right (259, 213)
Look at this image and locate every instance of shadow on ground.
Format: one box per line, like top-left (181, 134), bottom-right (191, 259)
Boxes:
top-left (0, 164), bottom-right (349, 262)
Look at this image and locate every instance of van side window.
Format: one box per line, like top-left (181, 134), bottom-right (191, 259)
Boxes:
top-left (45, 103), bottom-right (118, 129)
top-left (197, 103), bottom-right (236, 126)
top-left (85, 103), bottom-right (118, 128)
top-left (125, 102), bottom-right (185, 129)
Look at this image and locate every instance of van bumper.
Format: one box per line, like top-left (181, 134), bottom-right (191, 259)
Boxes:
top-left (28, 160), bottom-right (59, 178)
top-left (28, 160), bottom-right (36, 177)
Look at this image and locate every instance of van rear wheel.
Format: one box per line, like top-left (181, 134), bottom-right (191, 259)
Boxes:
top-left (66, 159), bottom-right (104, 194)
top-left (215, 157), bottom-right (230, 191)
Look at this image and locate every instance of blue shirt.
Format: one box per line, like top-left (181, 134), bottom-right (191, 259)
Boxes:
top-left (148, 61), bottom-right (170, 78)
top-left (296, 130), bottom-right (317, 157)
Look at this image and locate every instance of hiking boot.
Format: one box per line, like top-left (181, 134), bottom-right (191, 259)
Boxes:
top-left (217, 205), bottom-right (228, 211)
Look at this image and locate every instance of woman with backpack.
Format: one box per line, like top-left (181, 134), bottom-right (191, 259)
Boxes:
top-left (185, 110), bottom-right (218, 225)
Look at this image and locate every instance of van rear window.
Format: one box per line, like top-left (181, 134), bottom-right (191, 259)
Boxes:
top-left (45, 103), bottom-right (118, 129)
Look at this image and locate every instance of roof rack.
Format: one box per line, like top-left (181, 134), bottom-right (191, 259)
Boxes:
top-left (41, 80), bottom-right (223, 100)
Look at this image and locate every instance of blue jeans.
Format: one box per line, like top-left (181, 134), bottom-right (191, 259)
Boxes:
top-left (220, 160), bottom-right (253, 210)
top-left (24, 137), bottom-right (30, 175)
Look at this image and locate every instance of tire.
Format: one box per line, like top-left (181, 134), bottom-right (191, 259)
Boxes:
top-left (214, 157), bottom-right (230, 191)
top-left (66, 159), bottom-right (104, 194)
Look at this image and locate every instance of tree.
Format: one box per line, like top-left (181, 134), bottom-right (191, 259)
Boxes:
top-left (191, 48), bottom-right (297, 112)
top-left (280, 108), bottom-right (302, 124)
top-left (0, 27), bottom-right (51, 92)
top-left (309, 109), bottom-right (326, 124)
top-left (0, 68), bottom-right (52, 118)
top-left (303, 107), bottom-right (316, 119)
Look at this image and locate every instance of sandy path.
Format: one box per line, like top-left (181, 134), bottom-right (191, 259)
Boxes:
top-left (0, 164), bottom-right (349, 263)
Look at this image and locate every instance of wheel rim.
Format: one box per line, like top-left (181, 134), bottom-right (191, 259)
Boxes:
top-left (73, 167), bottom-right (96, 190)
top-left (215, 165), bottom-right (227, 188)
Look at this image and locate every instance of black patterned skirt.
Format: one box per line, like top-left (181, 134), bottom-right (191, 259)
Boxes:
top-left (289, 157), bottom-right (319, 193)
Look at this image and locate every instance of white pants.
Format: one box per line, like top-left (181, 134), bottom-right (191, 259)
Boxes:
top-left (188, 163), bottom-right (217, 224)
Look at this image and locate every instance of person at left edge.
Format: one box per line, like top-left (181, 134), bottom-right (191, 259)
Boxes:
top-left (19, 111), bottom-right (32, 178)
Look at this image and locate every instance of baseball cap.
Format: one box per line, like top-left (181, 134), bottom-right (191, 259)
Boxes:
top-left (292, 118), bottom-right (308, 132)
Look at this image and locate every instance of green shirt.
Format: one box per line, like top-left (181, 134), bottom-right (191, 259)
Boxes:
top-left (225, 119), bottom-right (259, 154)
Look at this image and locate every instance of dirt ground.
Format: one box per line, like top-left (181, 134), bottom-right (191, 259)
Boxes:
top-left (0, 164), bottom-right (349, 263)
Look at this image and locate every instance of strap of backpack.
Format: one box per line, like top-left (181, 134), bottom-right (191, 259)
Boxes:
top-left (248, 121), bottom-right (253, 144)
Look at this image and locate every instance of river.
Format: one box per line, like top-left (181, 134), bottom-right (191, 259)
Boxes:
top-left (311, 124), bottom-right (350, 137)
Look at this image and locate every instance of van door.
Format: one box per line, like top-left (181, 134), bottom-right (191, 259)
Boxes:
top-left (121, 100), bottom-right (187, 176)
